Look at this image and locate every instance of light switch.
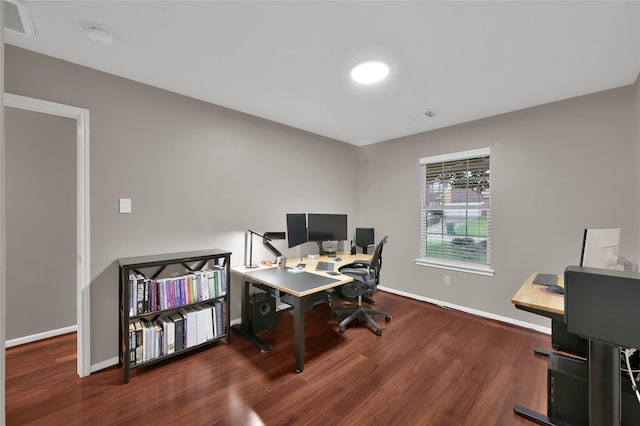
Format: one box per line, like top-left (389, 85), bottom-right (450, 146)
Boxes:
top-left (119, 198), bottom-right (132, 214)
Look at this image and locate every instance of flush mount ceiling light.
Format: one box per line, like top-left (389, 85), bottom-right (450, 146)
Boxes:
top-left (350, 61), bottom-right (390, 84)
top-left (86, 25), bottom-right (113, 45)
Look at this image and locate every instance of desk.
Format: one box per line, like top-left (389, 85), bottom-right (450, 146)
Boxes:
top-left (511, 273), bottom-right (583, 425)
top-left (511, 273), bottom-right (640, 426)
top-left (511, 272), bottom-right (564, 317)
top-left (232, 253), bottom-right (370, 372)
top-left (513, 273), bottom-right (587, 357)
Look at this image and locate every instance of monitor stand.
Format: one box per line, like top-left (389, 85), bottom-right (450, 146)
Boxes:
top-left (316, 241), bottom-right (336, 257)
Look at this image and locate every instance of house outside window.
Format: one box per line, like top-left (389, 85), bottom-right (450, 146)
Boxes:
top-left (416, 148), bottom-right (493, 276)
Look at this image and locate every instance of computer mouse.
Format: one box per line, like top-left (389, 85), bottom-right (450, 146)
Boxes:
top-left (334, 257), bottom-right (342, 262)
top-left (547, 284), bottom-right (565, 295)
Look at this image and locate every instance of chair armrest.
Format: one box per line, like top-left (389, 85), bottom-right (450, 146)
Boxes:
top-left (339, 268), bottom-right (369, 278)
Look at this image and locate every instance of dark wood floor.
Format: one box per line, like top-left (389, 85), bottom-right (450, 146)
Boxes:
top-left (6, 291), bottom-right (551, 425)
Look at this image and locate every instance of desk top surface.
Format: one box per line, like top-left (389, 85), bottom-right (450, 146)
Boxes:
top-left (511, 272), bottom-right (565, 316)
top-left (232, 253), bottom-right (371, 297)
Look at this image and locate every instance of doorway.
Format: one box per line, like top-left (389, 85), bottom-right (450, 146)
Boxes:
top-left (3, 93), bottom-right (90, 377)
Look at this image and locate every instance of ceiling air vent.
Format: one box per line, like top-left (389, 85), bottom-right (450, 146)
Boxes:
top-left (4, 0), bottom-right (36, 39)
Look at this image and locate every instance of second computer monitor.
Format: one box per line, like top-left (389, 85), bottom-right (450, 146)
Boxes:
top-left (286, 213), bottom-right (308, 248)
top-left (356, 228), bottom-right (375, 254)
top-left (580, 228), bottom-right (620, 269)
top-left (307, 214), bottom-right (347, 242)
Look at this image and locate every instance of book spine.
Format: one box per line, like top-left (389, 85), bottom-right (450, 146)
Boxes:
top-left (152, 279), bottom-right (158, 312)
top-left (128, 323), bottom-right (136, 365)
top-left (215, 300), bottom-right (224, 337)
top-left (128, 274), bottom-right (136, 317)
top-left (220, 267), bottom-right (227, 296)
top-left (136, 278), bottom-right (145, 315)
top-left (213, 269), bottom-right (219, 298)
top-left (174, 314), bottom-right (184, 352)
top-left (168, 279), bottom-right (174, 308)
top-left (135, 321), bottom-right (143, 364)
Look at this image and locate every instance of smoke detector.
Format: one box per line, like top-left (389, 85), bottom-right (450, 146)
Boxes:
top-left (86, 25), bottom-right (113, 45)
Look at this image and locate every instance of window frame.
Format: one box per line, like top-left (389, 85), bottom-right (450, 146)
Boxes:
top-left (415, 147), bottom-right (494, 276)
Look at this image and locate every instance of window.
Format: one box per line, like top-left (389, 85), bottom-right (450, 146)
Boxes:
top-left (417, 148), bottom-right (493, 275)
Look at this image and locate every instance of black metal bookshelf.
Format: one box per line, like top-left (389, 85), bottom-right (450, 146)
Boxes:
top-left (118, 249), bottom-right (231, 383)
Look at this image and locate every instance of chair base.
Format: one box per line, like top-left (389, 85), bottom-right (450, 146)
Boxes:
top-left (332, 305), bottom-right (391, 336)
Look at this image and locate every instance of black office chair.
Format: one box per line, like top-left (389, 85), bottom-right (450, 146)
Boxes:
top-left (332, 236), bottom-right (392, 336)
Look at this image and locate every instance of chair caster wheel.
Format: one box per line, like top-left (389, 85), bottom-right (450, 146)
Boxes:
top-left (339, 326), bottom-right (346, 333)
top-left (375, 329), bottom-right (382, 336)
top-left (385, 315), bottom-right (392, 322)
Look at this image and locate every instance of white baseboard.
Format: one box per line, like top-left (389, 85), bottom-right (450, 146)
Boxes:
top-left (377, 286), bottom-right (551, 335)
top-left (5, 325), bottom-right (78, 348)
top-left (92, 357), bottom-right (119, 373)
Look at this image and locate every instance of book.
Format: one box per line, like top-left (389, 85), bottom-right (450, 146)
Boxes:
top-left (169, 312), bottom-right (184, 352)
top-left (140, 318), bottom-right (151, 362)
top-left (183, 308), bottom-right (198, 349)
top-left (167, 278), bottom-right (175, 308)
top-left (211, 302), bottom-right (218, 338)
top-left (134, 320), bottom-right (143, 364)
top-left (128, 322), bottom-right (136, 365)
top-left (128, 274), bottom-right (137, 316)
top-left (213, 299), bottom-right (224, 338)
top-left (198, 271), bottom-right (210, 301)
top-left (151, 279), bottom-right (158, 312)
top-left (204, 269), bottom-right (215, 299)
top-left (157, 316), bottom-right (172, 356)
top-left (204, 305), bottom-right (214, 340)
top-left (136, 275), bottom-right (146, 315)
top-left (195, 306), bottom-right (208, 345)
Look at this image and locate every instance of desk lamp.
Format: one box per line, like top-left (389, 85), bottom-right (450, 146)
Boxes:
top-left (245, 230), bottom-right (286, 268)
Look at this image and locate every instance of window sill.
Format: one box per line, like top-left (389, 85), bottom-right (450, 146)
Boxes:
top-left (415, 258), bottom-right (495, 276)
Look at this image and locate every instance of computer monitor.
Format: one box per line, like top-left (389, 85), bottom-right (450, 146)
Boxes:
top-left (286, 213), bottom-right (308, 248)
top-left (580, 228), bottom-right (621, 269)
top-left (565, 265), bottom-right (640, 349)
top-left (307, 214), bottom-right (347, 242)
top-left (355, 228), bottom-right (375, 254)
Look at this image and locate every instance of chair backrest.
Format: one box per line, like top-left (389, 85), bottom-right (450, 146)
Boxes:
top-left (369, 236), bottom-right (388, 281)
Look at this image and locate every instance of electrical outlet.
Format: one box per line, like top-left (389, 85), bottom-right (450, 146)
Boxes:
top-left (444, 275), bottom-right (451, 286)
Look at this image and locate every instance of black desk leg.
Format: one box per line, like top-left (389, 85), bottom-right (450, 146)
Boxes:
top-left (534, 347), bottom-right (552, 357)
top-left (234, 280), bottom-right (272, 353)
top-left (292, 296), bottom-right (305, 373)
top-left (513, 405), bottom-right (558, 426)
top-left (589, 340), bottom-right (620, 426)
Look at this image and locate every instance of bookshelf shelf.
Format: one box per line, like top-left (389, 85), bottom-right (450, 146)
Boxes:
top-left (118, 249), bottom-right (231, 383)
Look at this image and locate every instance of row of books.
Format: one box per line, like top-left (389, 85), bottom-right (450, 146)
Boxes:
top-left (128, 266), bottom-right (227, 316)
top-left (128, 300), bottom-right (226, 366)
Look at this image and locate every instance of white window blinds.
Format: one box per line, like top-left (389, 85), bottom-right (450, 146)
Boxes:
top-left (417, 148), bottom-right (493, 275)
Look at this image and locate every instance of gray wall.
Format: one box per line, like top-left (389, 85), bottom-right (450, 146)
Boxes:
top-left (1, 3), bottom-right (6, 417)
top-left (635, 76), bottom-right (640, 230)
top-left (5, 46), bottom-right (358, 365)
top-left (4, 108), bottom-right (76, 339)
top-left (357, 83), bottom-right (640, 327)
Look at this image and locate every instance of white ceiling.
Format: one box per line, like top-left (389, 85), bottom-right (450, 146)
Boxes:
top-left (5, 1), bottom-right (640, 146)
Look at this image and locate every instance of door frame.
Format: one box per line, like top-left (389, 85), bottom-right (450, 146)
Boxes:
top-left (4, 93), bottom-right (91, 377)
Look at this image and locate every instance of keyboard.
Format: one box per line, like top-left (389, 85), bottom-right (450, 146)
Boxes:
top-left (315, 261), bottom-right (334, 272)
top-left (532, 273), bottom-right (558, 286)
